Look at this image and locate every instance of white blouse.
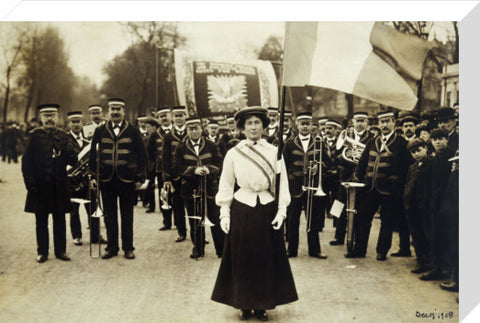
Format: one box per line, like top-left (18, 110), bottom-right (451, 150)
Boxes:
top-left (215, 138), bottom-right (291, 219)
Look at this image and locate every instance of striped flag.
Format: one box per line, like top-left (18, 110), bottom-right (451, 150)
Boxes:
top-left (282, 22), bottom-right (435, 110)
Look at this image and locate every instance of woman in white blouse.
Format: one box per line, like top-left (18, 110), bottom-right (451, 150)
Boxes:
top-left (211, 106), bottom-right (298, 321)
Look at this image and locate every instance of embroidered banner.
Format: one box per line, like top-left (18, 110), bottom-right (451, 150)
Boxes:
top-left (175, 50), bottom-right (278, 118)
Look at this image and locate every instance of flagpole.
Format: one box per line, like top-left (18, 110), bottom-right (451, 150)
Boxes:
top-left (274, 85), bottom-right (287, 210)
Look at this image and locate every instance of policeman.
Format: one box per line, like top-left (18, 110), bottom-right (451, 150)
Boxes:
top-left (89, 98), bottom-right (147, 260)
top-left (162, 106), bottom-right (189, 242)
top-left (22, 104), bottom-right (78, 263)
top-left (174, 117), bottom-right (224, 258)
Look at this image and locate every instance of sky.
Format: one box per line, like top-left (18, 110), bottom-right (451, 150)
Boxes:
top-left (45, 21), bottom-right (285, 87)
top-left (3, 20), bottom-right (455, 90)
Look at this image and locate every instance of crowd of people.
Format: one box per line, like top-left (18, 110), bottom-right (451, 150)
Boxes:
top-left (15, 99), bottom-right (459, 320)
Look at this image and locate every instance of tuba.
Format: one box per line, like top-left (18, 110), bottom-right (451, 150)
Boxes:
top-left (335, 130), bottom-right (366, 164)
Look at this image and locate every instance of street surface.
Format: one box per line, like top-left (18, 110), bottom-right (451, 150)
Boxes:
top-left (0, 161), bottom-right (458, 322)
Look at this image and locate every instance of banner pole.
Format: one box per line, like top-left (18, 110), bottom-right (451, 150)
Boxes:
top-left (274, 85), bottom-right (287, 209)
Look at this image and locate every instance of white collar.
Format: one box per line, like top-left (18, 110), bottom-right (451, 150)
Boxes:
top-left (298, 134), bottom-right (310, 140)
top-left (162, 125), bottom-right (172, 130)
top-left (190, 138), bottom-right (201, 146)
top-left (112, 120), bottom-right (123, 127)
top-left (70, 130), bottom-right (82, 139)
top-left (174, 125), bottom-right (186, 132)
top-left (354, 130), bottom-right (365, 137)
top-left (245, 138), bottom-right (265, 146)
top-left (381, 131), bottom-right (394, 142)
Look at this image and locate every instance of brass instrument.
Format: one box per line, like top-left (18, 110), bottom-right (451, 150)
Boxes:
top-left (67, 144), bottom-right (91, 192)
top-left (335, 130), bottom-right (366, 164)
top-left (341, 181), bottom-right (365, 254)
top-left (89, 143), bottom-right (103, 259)
top-left (302, 135), bottom-right (326, 233)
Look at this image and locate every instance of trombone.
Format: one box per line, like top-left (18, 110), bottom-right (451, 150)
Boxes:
top-left (190, 173), bottom-right (214, 260)
top-left (89, 143), bottom-right (104, 259)
top-left (302, 135), bottom-right (326, 233)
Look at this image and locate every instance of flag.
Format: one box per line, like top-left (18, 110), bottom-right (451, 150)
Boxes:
top-left (282, 22), bottom-right (435, 110)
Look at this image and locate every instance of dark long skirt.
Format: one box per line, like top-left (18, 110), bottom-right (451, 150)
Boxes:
top-left (211, 199), bottom-right (298, 310)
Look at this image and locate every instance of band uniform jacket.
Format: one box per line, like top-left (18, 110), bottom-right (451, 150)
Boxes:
top-left (283, 135), bottom-right (323, 198)
top-left (22, 127), bottom-right (78, 214)
top-left (89, 121), bottom-right (147, 184)
top-left (146, 131), bottom-right (163, 175)
top-left (403, 157), bottom-right (433, 212)
top-left (355, 132), bottom-right (412, 195)
top-left (161, 128), bottom-right (187, 182)
top-left (173, 137), bottom-right (222, 199)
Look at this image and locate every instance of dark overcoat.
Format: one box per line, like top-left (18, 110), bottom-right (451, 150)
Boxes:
top-left (22, 127), bottom-right (78, 214)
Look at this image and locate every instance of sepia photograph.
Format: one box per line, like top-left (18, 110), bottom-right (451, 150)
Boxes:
top-left (0, 2), bottom-right (476, 322)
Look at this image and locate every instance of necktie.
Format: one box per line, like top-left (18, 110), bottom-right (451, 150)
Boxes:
top-left (301, 137), bottom-right (309, 141)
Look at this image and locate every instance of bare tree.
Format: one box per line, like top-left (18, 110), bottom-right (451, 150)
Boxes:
top-left (101, 22), bottom-right (186, 121)
top-left (0, 24), bottom-right (26, 123)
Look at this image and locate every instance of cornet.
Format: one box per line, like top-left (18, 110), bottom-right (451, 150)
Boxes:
top-left (335, 130), bottom-right (366, 164)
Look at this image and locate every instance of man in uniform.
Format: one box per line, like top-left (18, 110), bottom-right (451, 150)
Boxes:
top-left (284, 112), bottom-right (327, 259)
top-left (351, 110), bottom-right (412, 260)
top-left (206, 120), bottom-right (221, 144)
top-left (156, 107), bottom-right (173, 136)
top-left (318, 117), bottom-right (328, 137)
top-left (267, 111), bottom-right (294, 145)
top-left (162, 106), bottom-right (189, 242)
top-left (174, 117), bottom-right (224, 259)
top-left (144, 117), bottom-right (161, 214)
top-left (322, 119), bottom-right (341, 227)
top-left (22, 104), bottom-right (78, 263)
top-left (265, 107), bottom-right (279, 137)
top-left (89, 98), bottom-right (147, 260)
top-left (67, 111), bottom-right (90, 246)
top-left (218, 115), bottom-right (245, 157)
top-left (331, 112), bottom-right (371, 246)
top-left (83, 105), bottom-right (105, 140)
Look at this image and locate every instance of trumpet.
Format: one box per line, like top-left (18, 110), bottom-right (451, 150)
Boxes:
top-left (302, 135), bottom-right (326, 233)
top-left (335, 130), bottom-right (366, 164)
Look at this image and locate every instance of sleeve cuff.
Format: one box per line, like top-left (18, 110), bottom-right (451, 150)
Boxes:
top-left (219, 205), bottom-right (231, 219)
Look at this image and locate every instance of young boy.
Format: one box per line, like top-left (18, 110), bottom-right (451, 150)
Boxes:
top-left (403, 138), bottom-right (432, 274)
top-left (420, 129), bottom-right (456, 281)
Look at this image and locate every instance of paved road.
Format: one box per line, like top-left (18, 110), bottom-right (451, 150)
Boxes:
top-left (0, 161), bottom-right (458, 322)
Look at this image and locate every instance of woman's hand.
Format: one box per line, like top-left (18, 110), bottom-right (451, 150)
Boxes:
top-left (271, 213), bottom-right (285, 230)
top-left (220, 217), bottom-right (230, 234)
